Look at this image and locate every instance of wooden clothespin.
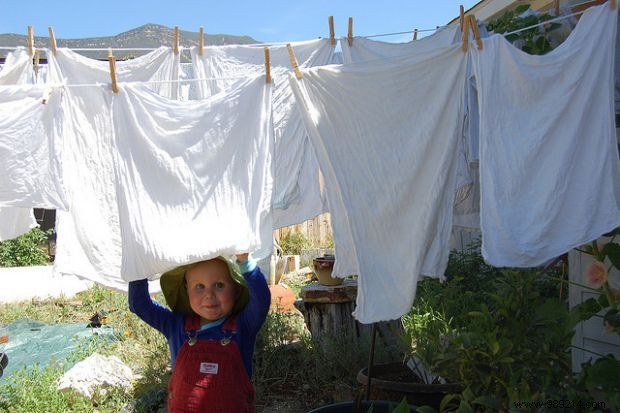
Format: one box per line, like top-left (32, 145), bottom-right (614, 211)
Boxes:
top-left (469, 15), bottom-right (483, 50)
top-left (108, 48), bottom-right (119, 93)
top-left (33, 49), bottom-right (40, 75)
top-left (27, 26), bottom-right (34, 57)
top-left (264, 47), bottom-right (271, 84)
top-left (459, 5), bottom-right (465, 33)
top-left (286, 43), bottom-right (302, 80)
top-left (347, 17), bottom-right (353, 46)
top-left (173, 26), bottom-right (180, 55)
top-left (612, 0), bottom-right (617, 10)
top-left (413, 29), bottom-right (418, 41)
top-left (462, 14), bottom-right (470, 53)
top-left (48, 27), bottom-right (58, 56)
top-left (328, 16), bottom-right (335, 45)
top-left (198, 27), bottom-right (204, 56)
top-left (554, 0), bottom-right (560, 15)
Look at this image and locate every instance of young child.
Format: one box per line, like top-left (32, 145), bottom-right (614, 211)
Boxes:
top-left (128, 253), bottom-right (270, 413)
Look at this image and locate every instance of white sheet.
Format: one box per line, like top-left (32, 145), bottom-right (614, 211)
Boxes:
top-left (111, 77), bottom-right (273, 278)
top-left (473, 3), bottom-right (620, 267)
top-left (290, 44), bottom-right (467, 323)
top-left (0, 47), bottom-right (47, 240)
top-left (338, 25), bottom-right (475, 275)
top-left (46, 47), bottom-right (180, 289)
top-left (191, 39), bottom-right (335, 228)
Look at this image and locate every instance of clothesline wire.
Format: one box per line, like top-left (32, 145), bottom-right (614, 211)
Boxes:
top-left (0, 0), bottom-right (599, 53)
top-left (0, 3), bottom-right (603, 89)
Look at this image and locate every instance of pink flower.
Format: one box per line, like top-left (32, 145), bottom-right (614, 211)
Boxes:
top-left (584, 261), bottom-right (608, 288)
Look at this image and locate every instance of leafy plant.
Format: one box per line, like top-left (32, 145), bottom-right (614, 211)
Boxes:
top-left (486, 4), bottom-right (563, 55)
top-left (279, 232), bottom-right (312, 255)
top-left (0, 228), bottom-right (54, 267)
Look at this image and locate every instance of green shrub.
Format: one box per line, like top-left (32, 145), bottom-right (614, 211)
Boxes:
top-left (0, 228), bottom-right (53, 267)
top-left (279, 233), bottom-right (312, 255)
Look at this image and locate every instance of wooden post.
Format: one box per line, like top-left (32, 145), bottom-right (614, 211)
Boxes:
top-left (48, 27), bottom-right (57, 56)
top-left (328, 16), bottom-right (335, 45)
top-left (347, 17), bottom-right (353, 46)
top-left (198, 26), bottom-right (204, 56)
top-left (173, 26), bottom-right (179, 55)
top-left (27, 26), bottom-right (34, 57)
top-left (264, 47), bottom-right (271, 84)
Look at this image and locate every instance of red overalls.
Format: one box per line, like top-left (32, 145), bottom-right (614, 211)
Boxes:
top-left (167, 316), bottom-right (256, 413)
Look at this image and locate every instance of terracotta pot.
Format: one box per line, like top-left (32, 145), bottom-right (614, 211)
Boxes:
top-left (312, 256), bottom-right (343, 286)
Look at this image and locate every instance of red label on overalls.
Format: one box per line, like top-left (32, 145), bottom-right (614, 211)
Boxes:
top-left (199, 362), bottom-right (219, 374)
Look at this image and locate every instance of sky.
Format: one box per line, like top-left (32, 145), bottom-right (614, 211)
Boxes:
top-left (0, 0), bottom-right (480, 44)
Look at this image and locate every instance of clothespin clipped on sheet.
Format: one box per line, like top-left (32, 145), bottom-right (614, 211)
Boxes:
top-left (469, 15), bottom-right (483, 50)
top-left (173, 26), bottom-right (180, 55)
top-left (264, 47), bottom-right (271, 84)
top-left (48, 27), bottom-right (58, 56)
top-left (612, 0), bottom-right (617, 10)
top-left (554, 0), bottom-right (560, 15)
top-left (286, 43), bottom-right (303, 80)
top-left (27, 26), bottom-right (34, 57)
top-left (461, 14), bottom-right (470, 53)
top-left (347, 17), bottom-right (353, 46)
top-left (33, 49), bottom-right (40, 74)
top-left (459, 5), bottom-right (465, 33)
top-left (328, 16), bottom-right (335, 45)
top-left (108, 48), bottom-right (119, 93)
top-left (413, 29), bottom-right (418, 41)
top-left (198, 27), bottom-right (204, 56)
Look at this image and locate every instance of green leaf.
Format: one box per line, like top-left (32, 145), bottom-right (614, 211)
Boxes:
top-left (604, 308), bottom-right (620, 328)
top-left (602, 242), bottom-right (620, 268)
top-left (462, 387), bottom-right (475, 402)
top-left (598, 294), bottom-right (610, 308)
top-left (585, 357), bottom-right (620, 390)
top-left (415, 406), bottom-right (437, 413)
top-left (472, 396), bottom-right (501, 410)
top-left (456, 400), bottom-right (475, 413)
top-left (392, 397), bottom-right (411, 413)
top-left (439, 394), bottom-right (460, 412)
top-left (570, 298), bottom-right (602, 325)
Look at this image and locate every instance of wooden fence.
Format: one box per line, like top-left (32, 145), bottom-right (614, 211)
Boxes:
top-left (275, 213), bottom-right (333, 247)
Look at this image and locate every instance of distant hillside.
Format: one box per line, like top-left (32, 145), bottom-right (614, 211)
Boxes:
top-left (0, 23), bottom-right (259, 60)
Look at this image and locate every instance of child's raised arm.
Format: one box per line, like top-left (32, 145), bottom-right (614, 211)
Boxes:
top-left (236, 255), bottom-right (270, 334)
top-left (128, 279), bottom-right (180, 335)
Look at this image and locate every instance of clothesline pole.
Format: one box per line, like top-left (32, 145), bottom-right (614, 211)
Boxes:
top-left (365, 323), bottom-right (378, 401)
top-left (198, 27), bottom-right (204, 56)
top-left (173, 26), bottom-right (180, 55)
top-left (264, 47), bottom-right (271, 84)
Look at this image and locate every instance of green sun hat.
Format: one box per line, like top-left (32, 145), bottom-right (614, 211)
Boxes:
top-left (160, 256), bottom-right (250, 316)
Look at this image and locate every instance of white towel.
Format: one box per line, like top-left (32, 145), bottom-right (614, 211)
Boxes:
top-left (472, 3), bottom-right (620, 267)
top-left (111, 77), bottom-right (273, 278)
top-left (290, 44), bottom-right (467, 323)
top-left (191, 39), bottom-right (335, 228)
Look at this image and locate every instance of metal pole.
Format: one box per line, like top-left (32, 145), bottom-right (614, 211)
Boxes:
top-left (365, 323), bottom-right (378, 401)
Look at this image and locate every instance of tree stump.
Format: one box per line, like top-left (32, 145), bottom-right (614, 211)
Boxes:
top-left (295, 279), bottom-right (404, 356)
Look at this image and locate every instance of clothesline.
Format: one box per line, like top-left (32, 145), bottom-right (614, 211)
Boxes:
top-left (0, 1), bottom-right (594, 53)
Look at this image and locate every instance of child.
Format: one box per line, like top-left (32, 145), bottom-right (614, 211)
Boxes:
top-left (128, 253), bottom-right (270, 413)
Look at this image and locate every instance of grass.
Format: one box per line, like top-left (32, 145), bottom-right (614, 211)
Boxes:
top-left (0, 283), bottom-right (390, 412)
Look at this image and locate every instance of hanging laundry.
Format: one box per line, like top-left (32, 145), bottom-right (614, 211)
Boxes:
top-left (110, 76), bottom-right (273, 278)
top-left (338, 24), bottom-right (481, 275)
top-left (290, 44), bottom-right (467, 323)
top-left (0, 86), bottom-right (67, 210)
top-left (0, 47), bottom-right (54, 240)
top-left (340, 25), bottom-right (460, 62)
top-left (191, 39), bottom-right (335, 228)
top-left (472, 3), bottom-right (620, 267)
top-left (46, 47), bottom-right (180, 289)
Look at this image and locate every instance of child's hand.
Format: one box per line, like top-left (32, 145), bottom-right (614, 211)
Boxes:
top-left (235, 253), bottom-right (249, 263)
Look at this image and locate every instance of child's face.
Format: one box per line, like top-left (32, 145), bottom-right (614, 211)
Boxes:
top-left (185, 260), bottom-right (239, 323)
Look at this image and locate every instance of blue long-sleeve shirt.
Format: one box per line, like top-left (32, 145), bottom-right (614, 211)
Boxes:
top-left (128, 260), bottom-right (270, 378)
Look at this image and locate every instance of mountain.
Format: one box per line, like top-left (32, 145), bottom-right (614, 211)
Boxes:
top-left (0, 23), bottom-right (259, 60)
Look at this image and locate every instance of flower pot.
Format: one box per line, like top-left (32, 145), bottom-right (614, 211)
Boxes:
top-left (313, 255), bottom-right (343, 286)
top-left (307, 400), bottom-right (417, 413)
top-left (357, 362), bottom-right (460, 410)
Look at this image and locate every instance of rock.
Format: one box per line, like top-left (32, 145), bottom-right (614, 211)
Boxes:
top-left (56, 353), bottom-right (135, 398)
